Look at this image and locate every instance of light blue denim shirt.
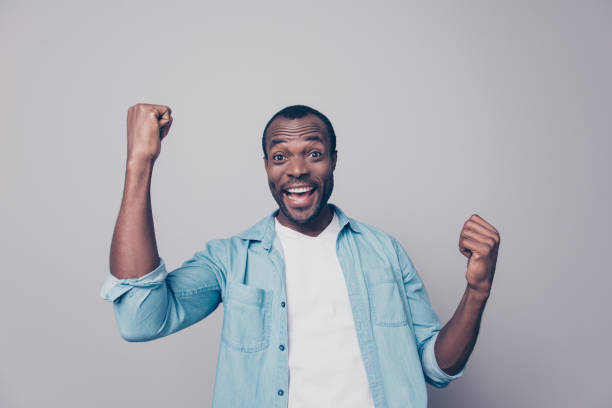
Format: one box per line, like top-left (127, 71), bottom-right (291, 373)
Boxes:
top-left (100, 204), bottom-right (464, 407)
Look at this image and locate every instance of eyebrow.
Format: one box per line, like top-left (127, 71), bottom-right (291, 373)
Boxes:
top-left (268, 135), bottom-right (326, 150)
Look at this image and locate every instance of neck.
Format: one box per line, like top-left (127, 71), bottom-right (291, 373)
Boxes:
top-left (276, 204), bottom-right (334, 237)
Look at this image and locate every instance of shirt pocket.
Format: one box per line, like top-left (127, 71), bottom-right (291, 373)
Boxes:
top-left (370, 280), bottom-right (410, 327)
top-left (221, 282), bottom-right (271, 352)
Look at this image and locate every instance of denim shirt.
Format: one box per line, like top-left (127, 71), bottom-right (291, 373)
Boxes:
top-left (100, 204), bottom-right (464, 407)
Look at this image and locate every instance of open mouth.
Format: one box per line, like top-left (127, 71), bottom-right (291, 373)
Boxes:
top-left (282, 185), bottom-right (316, 207)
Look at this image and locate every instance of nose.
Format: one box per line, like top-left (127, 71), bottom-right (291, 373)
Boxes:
top-left (286, 156), bottom-right (310, 178)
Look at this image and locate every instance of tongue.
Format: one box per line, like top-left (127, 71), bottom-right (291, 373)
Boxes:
top-left (286, 189), bottom-right (314, 206)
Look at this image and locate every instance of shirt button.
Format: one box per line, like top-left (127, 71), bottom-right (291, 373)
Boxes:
top-left (281, 301), bottom-right (286, 308)
top-left (279, 344), bottom-right (285, 351)
top-left (277, 389), bottom-right (284, 396)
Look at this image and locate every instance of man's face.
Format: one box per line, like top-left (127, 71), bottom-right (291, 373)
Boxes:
top-left (264, 114), bottom-right (337, 228)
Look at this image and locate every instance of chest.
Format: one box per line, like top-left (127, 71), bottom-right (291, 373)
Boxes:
top-left (219, 234), bottom-right (414, 354)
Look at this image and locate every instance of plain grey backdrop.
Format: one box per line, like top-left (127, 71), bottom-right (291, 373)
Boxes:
top-left (1, 0), bottom-right (610, 407)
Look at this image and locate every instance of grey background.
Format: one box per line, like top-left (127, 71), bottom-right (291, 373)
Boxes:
top-left (1, 0), bottom-right (610, 407)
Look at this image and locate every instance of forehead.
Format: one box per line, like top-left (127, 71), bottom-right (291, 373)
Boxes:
top-left (265, 114), bottom-right (330, 149)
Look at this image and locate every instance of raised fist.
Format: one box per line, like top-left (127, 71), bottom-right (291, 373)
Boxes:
top-left (126, 103), bottom-right (173, 163)
top-left (458, 214), bottom-right (500, 297)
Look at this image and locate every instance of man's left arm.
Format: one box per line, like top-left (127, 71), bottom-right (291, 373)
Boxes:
top-left (434, 214), bottom-right (500, 375)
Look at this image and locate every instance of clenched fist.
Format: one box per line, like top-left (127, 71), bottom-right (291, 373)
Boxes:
top-left (459, 214), bottom-right (500, 297)
top-left (126, 103), bottom-right (173, 163)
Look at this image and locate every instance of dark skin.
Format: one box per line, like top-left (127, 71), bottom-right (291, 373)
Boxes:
top-left (435, 214), bottom-right (499, 374)
top-left (110, 105), bottom-right (500, 376)
top-left (263, 114), bottom-right (337, 236)
top-left (263, 114), bottom-right (500, 375)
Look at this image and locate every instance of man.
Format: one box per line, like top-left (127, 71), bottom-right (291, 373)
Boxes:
top-left (100, 103), bottom-right (500, 407)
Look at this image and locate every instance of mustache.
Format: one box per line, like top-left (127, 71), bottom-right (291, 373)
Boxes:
top-left (280, 181), bottom-right (318, 190)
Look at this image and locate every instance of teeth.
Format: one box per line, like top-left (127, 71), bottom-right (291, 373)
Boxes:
top-left (286, 186), bottom-right (313, 194)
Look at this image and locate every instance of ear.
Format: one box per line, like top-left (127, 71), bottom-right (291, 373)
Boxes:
top-left (331, 150), bottom-right (337, 171)
top-left (263, 155), bottom-right (268, 169)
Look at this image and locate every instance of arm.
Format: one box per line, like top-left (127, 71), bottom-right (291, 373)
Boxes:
top-left (392, 238), bottom-right (463, 388)
top-left (102, 249), bottom-right (224, 342)
top-left (434, 286), bottom-right (489, 375)
top-left (434, 214), bottom-right (500, 375)
top-left (109, 159), bottom-right (159, 279)
top-left (109, 103), bottom-right (173, 279)
top-left (101, 104), bottom-right (223, 342)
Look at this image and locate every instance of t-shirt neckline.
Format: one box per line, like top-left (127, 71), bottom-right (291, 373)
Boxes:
top-left (274, 211), bottom-right (340, 241)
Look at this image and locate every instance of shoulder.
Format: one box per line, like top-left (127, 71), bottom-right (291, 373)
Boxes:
top-left (349, 217), bottom-right (402, 249)
top-left (348, 216), bottom-right (416, 272)
top-left (199, 234), bottom-right (250, 257)
top-left (185, 228), bottom-right (250, 268)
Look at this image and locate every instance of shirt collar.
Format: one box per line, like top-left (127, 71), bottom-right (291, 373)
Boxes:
top-left (237, 203), bottom-right (362, 250)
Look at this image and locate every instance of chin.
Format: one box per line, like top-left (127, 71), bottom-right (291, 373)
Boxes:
top-left (284, 206), bottom-right (320, 225)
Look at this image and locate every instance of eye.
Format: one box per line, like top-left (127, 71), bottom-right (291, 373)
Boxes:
top-left (272, 153), bottom-right (285, 161)
top-left (309, 151), bottom-right (322, 158)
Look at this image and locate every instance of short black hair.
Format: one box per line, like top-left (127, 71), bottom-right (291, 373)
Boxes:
top-left (262, 105), bottom-right (336, 159)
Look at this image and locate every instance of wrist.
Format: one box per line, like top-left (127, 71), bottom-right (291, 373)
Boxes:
top-left (125, 157), bottom-right (155, 189)
top-left (127, 156), bottom-right (155, 171)
top-left (466, 285), bottom-right (490, 304)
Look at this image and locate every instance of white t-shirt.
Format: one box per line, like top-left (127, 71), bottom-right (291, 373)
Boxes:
top-left (275, 212), bottom-right (375, 408)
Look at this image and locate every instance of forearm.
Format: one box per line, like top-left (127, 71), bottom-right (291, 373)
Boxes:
top-left (109, 159), bottom-right (160, 279)
top-left (434, 285), bottom-right (489, 375)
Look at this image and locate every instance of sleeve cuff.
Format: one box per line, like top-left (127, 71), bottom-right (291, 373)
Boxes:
top-left (421, 331), bottom-right (465, 387)
top-left (99, 258), bottom-right (168, 302)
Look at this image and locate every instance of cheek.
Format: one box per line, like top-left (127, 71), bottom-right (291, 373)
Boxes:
top-left (314, 165), bottom-right (334, 182)
top-left (267, 172), bottom-right (281, 191)
top-left (266, 168), bottom-right (280, 183)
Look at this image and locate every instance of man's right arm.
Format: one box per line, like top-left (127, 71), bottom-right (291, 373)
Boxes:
top-left (101, 104), bottom-right (223, 342)
top-left (109, 158), bottom-right (159, 279)
top-left (109, 103), bottom-right (172, 280)
top-left (101, 249), bottom-right (224, 342)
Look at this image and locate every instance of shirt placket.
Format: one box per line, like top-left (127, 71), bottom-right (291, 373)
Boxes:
top-left (268, 243), bottom-right (290, 407)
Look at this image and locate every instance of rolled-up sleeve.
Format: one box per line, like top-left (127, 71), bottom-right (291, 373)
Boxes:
top-left (100, 258), bottom-right (169, 302)
top-left (100, 246), bottom-right (224, 342)
top-left (392, 238), bottom-right (465, 388)
top-left (420, 331), bottom-right (465, 387)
